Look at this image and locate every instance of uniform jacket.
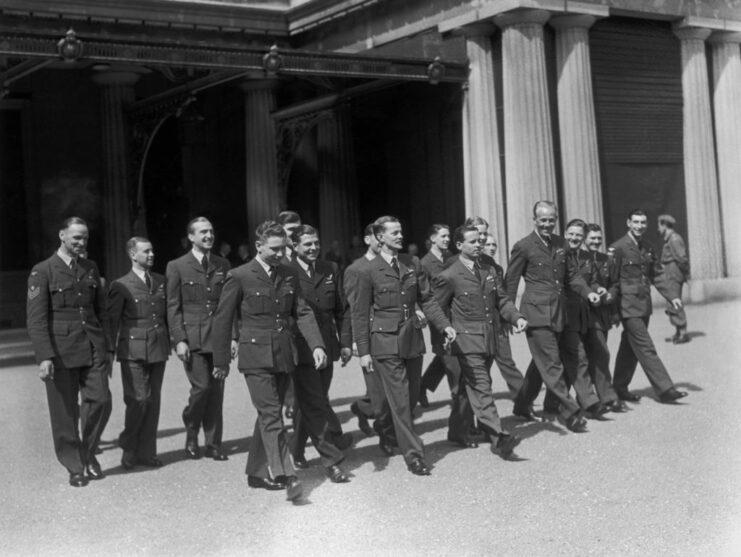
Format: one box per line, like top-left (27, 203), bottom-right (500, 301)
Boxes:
top-left (165, 252), bottom-right (231, 353)
top-left (341, 254), bottom-right (374, 348)
top-left (420, 250), bottom-right (451, 348)
top-left (609, 233), bottom-right (673, 319)
top-left (26, 253), bottom-right (109, 368)
top-left (504, 232), bottom-right (592, 332)
top-left (289, 258), bottom-right (344, 364)
top-left (107, 270), bottom-right (170, 363)
top-left (564, 249), bottom-right (595, 335)
top-left (211, 258), bottom-right (325, 373)
top-left (656, 230), bottom-right (689, 298)
top-left (586, 250), bottom-right (618, 331)
top-left (351, 253), bottom-right (451, 359)
top-left (433, 258), bottom-right (522, 356)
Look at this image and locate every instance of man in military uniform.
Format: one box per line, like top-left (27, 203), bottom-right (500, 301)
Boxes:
top-left (107, 237), bottom-right (170, 470)
top-left (166, 217), bottom-right (235, 461)
top-left (351, 216), bottom-right (456, 476)
top-left (656, 214), bottom-right (690, 344)
top-left (211, 221), bottom-right (327, 502)
top-left (610, 210), bottom-right (688, 403)
top-left (26, 217), bottom-right (112, 487)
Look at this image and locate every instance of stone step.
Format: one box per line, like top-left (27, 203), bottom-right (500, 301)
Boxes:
top-left (0, 329), bottom-right (34, 368)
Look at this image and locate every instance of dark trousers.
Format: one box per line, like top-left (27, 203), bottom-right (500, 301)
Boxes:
top-left (45, 346), bottom-right (110, 474)
top-left (354, 366), bottom-right (387, 421)
top-left (119, 360), bottom-right (166, 460)
top-left (493, 332), bottom-right (525, 395)
top-left (585, 328), bottom-right (617, 404)
top-left (457, 354), bottom-right (505, 440)
top-left (373, 355), bottom-right (424, 463)
top-left (515, 328), bottom-right (579, 418)
top-left (292, 363), bottom-right (344, 467)
top-left (444, 355), bottom-right (473, 440)
top-left (244, 370), bottom-right (295, 479)
top-left (557, 330), bottom-right (599, 409)
top-left (613, 316), bottom-right (675, 395)
top-left (182, 351), bottom-right (223, 448)
top-left (420, 353), bottom-right (455, 394)
top-left (663, 281), bottom-right (687, 329)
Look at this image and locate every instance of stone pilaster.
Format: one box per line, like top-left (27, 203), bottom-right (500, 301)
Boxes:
top-left (674, 27), bottom-right (724, 279)
top-left (92, 68), bottom-right (141, 279)
top-left (710, 32), bottom-right (741, 277)
top-left (551, 14), bottom-right (604, 227)
top-left (241, 79), bottom-right (281, 241)
top-left (460, 23), bottom-right (507, 252)
top-left (317, 104), bottom-right (360, 251)
top-left (495, 9), bottom-right (557, 246)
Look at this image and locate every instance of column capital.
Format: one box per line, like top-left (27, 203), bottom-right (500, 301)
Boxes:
top-left (709, 31), bottom-right (741, 45)
top-left (550, 14), bottom-right (597, 31)
top-left (239, 78), bottom-right (281, 93)
top-left (494, 9), bottom-right (550, 30)
top-left (448, 22), bottom-right (497, 38)
top-left (91, 65), bottom-right (147, 87)
top-left (673, 26), bottom-right (712, 42)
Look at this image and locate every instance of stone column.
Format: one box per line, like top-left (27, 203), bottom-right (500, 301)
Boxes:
top-left (674, 27), bottom-right (724, 279)
top-left (460, 24), bottom-right (508, 252)
top-left (317, 104), bottom-right (361, 253)
top-left (551, 15), bottom-right (604, 227)
top-left (92, 68), bottom-right (142, 279)
top-left (710, 32), bottom-right (741, 277)
top-left (495, 9), bottom-right (557, 247)
top-left (241, 79), bottom-right (281, 242)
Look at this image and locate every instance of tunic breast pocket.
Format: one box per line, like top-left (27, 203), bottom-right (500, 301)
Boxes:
top-left (377, 285), bottom-right (398, 308)
top-left (182, 280), bottom-right (201, 302)
top-left (246, 288), bottom-right (272, 313)
top-left (50, 281), bottom-right (75, 308)
top-left (279, 288), bottom-right (295, 313)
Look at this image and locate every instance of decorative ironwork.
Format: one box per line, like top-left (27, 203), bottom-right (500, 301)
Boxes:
top-left (56, 28), bottom-right (83, 62)
top-left (262, 45), bottom-right (283, 75)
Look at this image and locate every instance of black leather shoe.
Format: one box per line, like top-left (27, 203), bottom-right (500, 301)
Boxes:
top-left (606, 400), bottom-right (629, 413)
top-left (585, 402), bottom-right (610, 420)
top-left (513, 403), bottom-right (540, 422)
top-left (137, 457), bottom-right (164, 468)
top-left (672, 332), bottom-right (691, 344)
top-left (69, 472), bottom-right (87, 487)
top-left (658, 387), bottom-right (688, 404)
top-left (379, 435), bottom-right (395, 456)
top-left (185, 433), bottom-right (200, 459)
top-left (285, 476), bottom-right (303, 501)
top-left (205, 447), bottom-right (228, 461)
top-left (247, 475), bottom-right (286, 490)
top-left (350, 402), bottom-right (374, 436)
top-left (326, 464), bottom-right (350, 483)
top-left (407, 457), bottom-right (431, 476)
top-left (121, 451), bottom-right (136, 470)
top-left (293, 454), bottom-right (309, 469)
top-left (616, 390), bottom-right (641, 403)
top-left (565, 414), bottom-right (589, 433)
top-left (491, 433), bottom-right (521, 459)
top-left (447, 435), bottom-right (479, 449)
top-left (418, 388), bottom-right (430, 408)
top-left (85, 456), bottom-right (105, 480)
top-left (332, 432), bottom-right (353, 451)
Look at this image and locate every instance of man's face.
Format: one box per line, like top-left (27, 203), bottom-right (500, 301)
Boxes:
top-left (189, 220), bottom-right (214, 252)
top-left (283, 222), bottom-right (301, 247)
top-left (564, 225), bottom-right (585, 250)
top-left (256, 234), bottom-right (287, 266)
top-left (378, 221), bottom-right (403, 251)
top-left (457, 230), bottom-right (481, 260)
top-left (432, 228), bottom-right (450, 251)
top-left (585, 230), bottom-right (603, 252)
top-left (483, 236), bottom-right (498, 258)
top-left (59, 224), bottom-right (89, 258)
top-left (132, 241), bottom-right (154, 269)
top-left (657, 222), bottom-right (667, 236)
top-left (627, 215), bottom-right (648, 238)
top-left (533, 206), bottom-right (557, 237)
top-left (295, 233), bottom-right (320, 263)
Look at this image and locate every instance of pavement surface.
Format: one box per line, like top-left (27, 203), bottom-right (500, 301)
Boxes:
top-left (2, 300), bottom-right (741, 556)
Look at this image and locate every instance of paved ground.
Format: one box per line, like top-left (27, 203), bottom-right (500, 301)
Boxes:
top-left (2, 300), bottom-right (741, 556)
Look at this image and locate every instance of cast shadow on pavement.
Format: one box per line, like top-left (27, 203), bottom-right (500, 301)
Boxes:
top-left (630, 381), bottom-right (702, 402)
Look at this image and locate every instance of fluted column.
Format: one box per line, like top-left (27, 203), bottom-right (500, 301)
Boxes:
top-left (674, 27), bottom-right (724, 279)
top-left (710, 32), bottom-right (741, 277)
top-left (92, 68), bottom-right (141, 279)
top-left (551, 15), bottom-right (604, 227)
top-left (460, 23), bottom-right (508, 252)
top-left (241, 80), bottom-right (281, 241)
top-left (495, 9), bottom-right (557, 246)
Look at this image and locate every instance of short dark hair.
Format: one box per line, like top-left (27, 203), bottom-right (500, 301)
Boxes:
top-left (372, 216), bottom-right (400, 238)
top-left (256, 220), bottom-right (287, 243)
top-left (627, 209), bottom-right (647, 220)
top-left (60, 216), bottom-right (87, 231)
top-left (363, 223), bottom-right (374, 237)
top-left (585, 223), bottom-right (602, 234)
top-left (428, 224), bottom-right (450, 238)
top-left (463, 216), bottom-right (489, 228)
top-left (277, 210), bottom-right (301, 226)
top-left (126, 236), bottom-right (150, 255)
top-left (658, 216), bottom-right (675, 229)
top-left (565, 218), bottom-right (587, 234)
top-left (453, 224), bottom-right (480, 245)
top-left (187, 216), bottom-right (211, 235)
top-left (290, 224), bottom-right (319, 246)
top-left (533, 200), bottom-right (558, 218)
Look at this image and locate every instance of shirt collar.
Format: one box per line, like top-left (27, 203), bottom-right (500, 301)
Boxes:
top-left (380, 251), bottom-right (396, 265)
top-left (132, 267), bottom-right (148, 283)
top-left (191, 248), bottom-right (208, 263)
top-left (534, 230), bottom-right (551, 246)
top-left (628, 232), bottom-right (641, 246)
top-left (459, 256), bottom-right (476, 274)
top-left (56, 248), bottom-right (74, 267)
top-left (364, 251), bottom-right (377, 261)
top-left (296, 257), bottom-right (312, 273)
top-left (255, 256), bottom-right (272, 275)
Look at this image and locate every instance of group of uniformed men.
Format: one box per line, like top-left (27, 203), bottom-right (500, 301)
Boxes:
top-left (26, 201), bottom-right (690, 501)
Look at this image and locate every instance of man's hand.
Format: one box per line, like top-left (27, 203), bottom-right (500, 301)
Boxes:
top-left (443, 326), bottom-right (457, 346)
top-left (352, 342), bottom-right (359, 357)
top-left (415, 309), bottom-right (428, 328)
top-left (340, 347), bottom-right (352, 367)
top-left (587, 292), bottom-right (601, 305)
top-left (230, 340), bottom-right (238, 360)
top-left (671, 297), bottom-right (683, 310)
top-left (313, 348), bottom-right (328, 370)
top-left (105, 352), bottom-right (114, 378)
top-left (176, 341), bottom-right (190, 363)
top-left (359, 354), bottom-right (373, 372)
top-left (213, 366), bottom-right (229, 380)
top-left (513, 318), bottom-right (528, 333)
top-left (596, 286), bottom-right (607, 297)
top-left (39, 360), bottom-right (54, 382)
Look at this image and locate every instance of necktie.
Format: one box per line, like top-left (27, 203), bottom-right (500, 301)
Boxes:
top-left (201, 255), bottom-right (209, 273)
top-left (145, 272), bottom-right (152, 291)
top-left (473, 262), bottom-right (482, 283)
top-left (391, 257), bottom-right (400, 277)
top-left (307, 263), bottom-right (314, 278)
top-left (268, 266), bottom-right (276, 283)
top-left (69, 259), bottom-right (78, 275)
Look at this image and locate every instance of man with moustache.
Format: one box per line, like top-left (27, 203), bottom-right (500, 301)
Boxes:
top-left (352, 216), bottom-right (456, 476)
top-left (107, 237), bottom-right (169, 470)
top-left (26, 217), bottom-right (112, 487)
top-left (505, 201), bottom-right (599, 432)
top-left (610, 210), bottom-right (688, 403)
top-left (433, 224), bottom-right (528, 457)
top-left (288, 224), bottom-right (352, 482)
top-left (166, 217), bottom-right (235, 461)
top-left (211, 221), bottom-right (327, 501)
